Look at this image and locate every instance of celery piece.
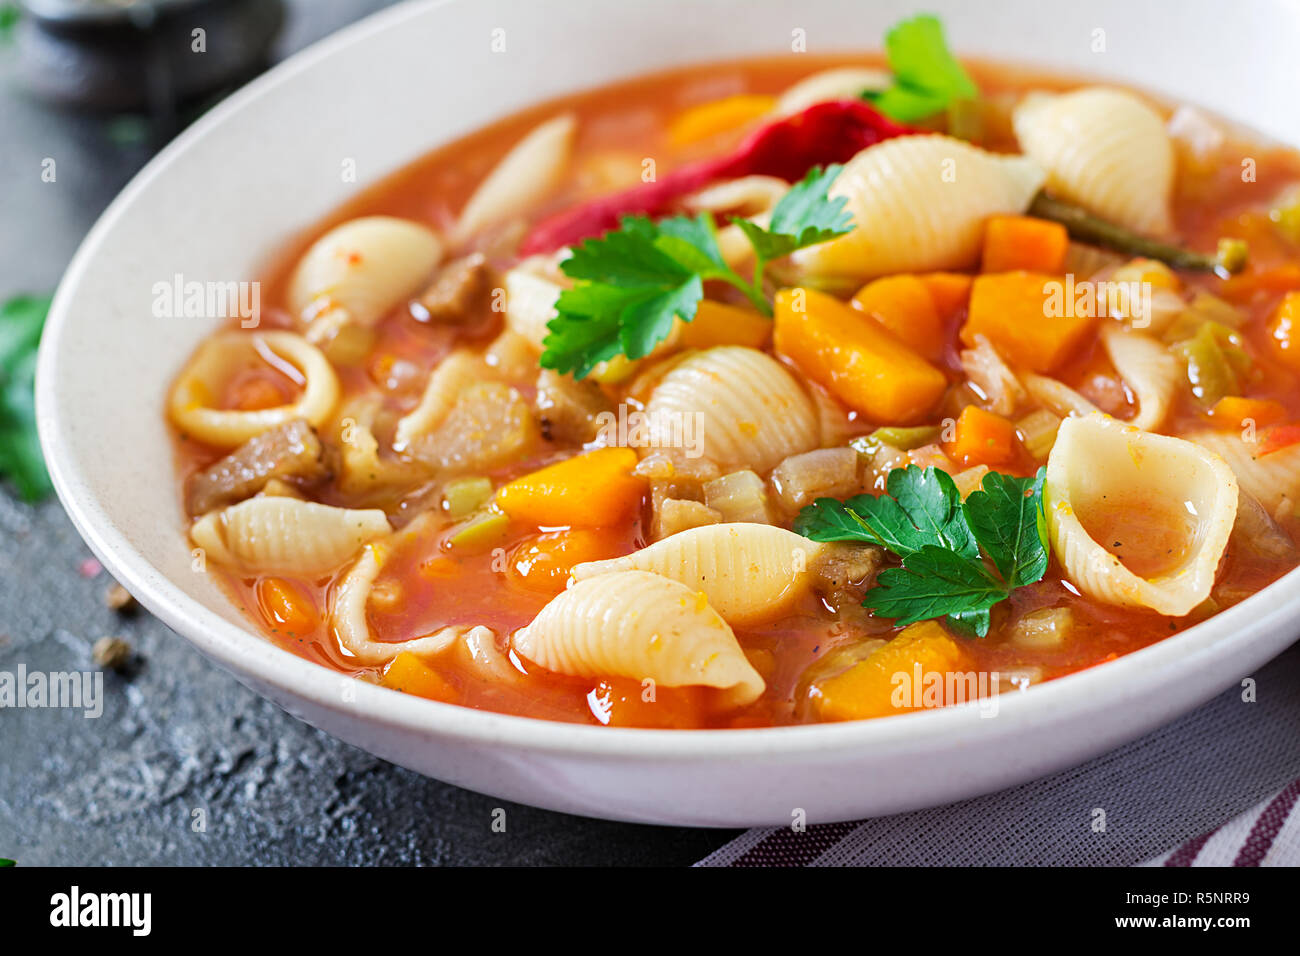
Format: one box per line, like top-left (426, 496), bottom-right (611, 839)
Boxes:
top-left (442, 476), bottom-right (493, 519)
top-left (867, 425), bottom-right (942, 451)
top-left (946, 98), bottom-right (984, 144)
top-left (446, 506), bottom-right (510, 553)
top-left (1268, 186), bottom-right (1300, 244)
top-left (1173, 322), bottom-right (1251, 406)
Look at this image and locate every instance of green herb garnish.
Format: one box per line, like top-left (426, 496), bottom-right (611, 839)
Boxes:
top-left (541, 165), bottom-right (853, 378)
top-left (795, 465), bottom-right (1049, 637)
top-left (866, 14), bottom-right (978, 123)
top-left (0, 295), bottom-right (54, 502)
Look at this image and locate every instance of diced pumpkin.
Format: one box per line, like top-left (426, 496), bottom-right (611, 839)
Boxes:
top-left (667, 94), bottom-right (776, 147)
top-left (255, 577), bottom-right (318, 637)
top-left (810, 621), bottom-right (975, 721)
top-left (495, 447), bottom-right (646, 527)
top-left (1267, 291), bottom-right (1300, 371)
top-left (918, 271), bottom-right (973, 318)
top-left (679, 299), bottom-right (772, 349)
top-left (508, 528), bottom-right (625, 593)
top-left (1222, 264), bottom-right (1300, 301)
top-left (586, 677), bottom-right (708, 728)
top-left (774, 287), bottom-right (947, 424)
top-left (944, 405), bottom-right (1019, 467)
top-left (383, 652), bottom-right (460, 704)
top-left (980, 216), bottom-right (1069, 273)
top-left (850, 275), bottom-right (945, 360)
top-left (960, 271), bottom-right (1097, 373)
top-left (1209, 396), bottom-right (1287, 430)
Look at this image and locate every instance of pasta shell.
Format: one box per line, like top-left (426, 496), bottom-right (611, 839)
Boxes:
top-left (1189, 430), bottom-right (1300, 515)
top-left (775, 67), bottom-right (891, 115)
top-left (453, 113), bottom-right (577, 243)
top-left (644, 346), bottom-right (819, 473)
top-left (331, 534), bottom-right (492, 665)
top-left (503, 266), bottom-right (564, 351)
top-left (168, 331), bottom-right (340, 448)
top-left (191, 497), bottom-right (391, 575)
top-left (572, 523), bottom-right (824, 626)
top-left (793, 135), bottom-right (1045, 281)
top-left (513, 571), bottom-right (765, 707)
top-left (1013, 88), bottom-right (1174, 236)
top-left (1100, 325), bottom-right (1179, 431)
top-left (287, 216), bottom-right (442, 325)
top-left (1045, 414), bottom-right (1237, 616)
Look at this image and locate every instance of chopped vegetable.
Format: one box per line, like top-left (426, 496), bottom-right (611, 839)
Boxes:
top-left (1173, 321), bottom-right (1252, 407)
top-left (850, 274), bottom-right (944, 360)
top-left (961, 271), bottom-right (1096, 372)
top-left (1259, 423), bottom-right (1300, 457)
top-left (1209, 396), bottom-right (1286, 430)
top-left (918, 271), bottom-right (973, 317)
top-left (1267, 291), bottom-right (1300, 371)
top-left (1028, 192), bottom-right (1247, 275)
top-left (774, 287), bottom-right (947, 423)
top-left (850, 425), bottom-right (943, 456)
top-left (809, 620), bottom-right (974, 721)
top-left (980, 215), bottom-right (1069, 273)
top-left (1015, 408), bottom-right (1062, 460)
top-left (541, 165), bottom-right (853, 377)
top-left (866, 14), bottom-right (979, 124)
top-left (442, 476), bottom-right (494, 519)
top-left (1008, 607), bottom-right (1073, 649)
top-left (1269, 185), bottom-right (1300, 244)
top-left (446, 506), bottom-right (512, 553)
top-left (703, 469), bottom-right (773, 524)
top-left (520, 99), bottom-right (914, 256)
top-left (383, 652), bottom-right (460, 703)
top-left (668, 94), bottom-right (776, 147)
top-left (509, 528), bottom-right (622, 592)
top-left (495, 447), bottom-right (645, 527)
top-left (794, 465), bottom-right (1049, 636)
top-left (677, 299), bottom-right (772, 349)
top-left (0, 294), bottom-right (53, 501)
top-left (944, 405), bottom-right (1019, 468)
top-left (255, 577), bottom-right (319, 637)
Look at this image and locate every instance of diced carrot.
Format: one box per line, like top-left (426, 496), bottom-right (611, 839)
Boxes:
top-left (495, 447), bottom-right (646, 528)
top-left (418, 555), bottom-right (460, 579)
top-left (508, 528), bottom-right (624, 593)
top-left (1209, 396), bottom-right (1287, 430)
top-left (667, 94), bottom-right (776, 147)
top-left (679, 299), bottom-right (772, 349)
top-left (382, 652), bottom-right (460, 704)
top-left (1259, 423), bottom-right (1300, 457)
top-left (1267, 291), bottom-right (1300, 371)
top-left (960, 271), bottom-right (1097, 373)
top-left (586, 677), bottom-right (707, 728)
top-left (774, 287), bottom-right (948, 424)
top-left (980, 215), bottom-right (1069, 273)
top-left (1222, 264), bottom-right (1300, 302)
top-left (255, 577), bottom-right (318, 637)
top-left (917, 271), bottom-right (973, 318)
top-left (810, 621), bottom-right (975, 721)
top-left (944, 405), bottom-right (1019, 467)
top-left (850, 275), bottom-right (945, 360)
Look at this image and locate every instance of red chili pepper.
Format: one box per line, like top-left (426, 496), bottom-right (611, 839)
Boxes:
top-left (519, 99), bottom-right (918, 255)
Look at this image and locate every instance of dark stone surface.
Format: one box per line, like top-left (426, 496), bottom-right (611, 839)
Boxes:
top-left (0, 0), bottom-right (737, 866)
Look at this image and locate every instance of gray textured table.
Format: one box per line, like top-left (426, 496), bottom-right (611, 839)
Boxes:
top-left (0, 0), bottom-right (735, 867)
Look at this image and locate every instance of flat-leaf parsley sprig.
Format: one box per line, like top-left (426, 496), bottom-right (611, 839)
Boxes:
top-left (540, 164), bottom-right (853, 378)
top-left (794, 465), bottom-right (1049, 637)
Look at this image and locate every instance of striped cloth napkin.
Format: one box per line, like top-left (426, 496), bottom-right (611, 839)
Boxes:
top-left (697, 643), bottom-right (1300, 867)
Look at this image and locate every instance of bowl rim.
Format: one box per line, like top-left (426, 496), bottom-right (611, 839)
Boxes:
top-left (35, 0), bottom-right (1300, 763)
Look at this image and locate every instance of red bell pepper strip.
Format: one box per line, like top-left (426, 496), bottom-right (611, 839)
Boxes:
top-left (519, 99), bottom-right (918, 256)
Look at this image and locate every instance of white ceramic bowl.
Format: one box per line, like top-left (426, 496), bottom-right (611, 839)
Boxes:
top-left (37, 0), bottom-right (1300, 826)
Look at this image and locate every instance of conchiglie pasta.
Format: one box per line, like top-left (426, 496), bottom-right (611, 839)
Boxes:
top-left (1045, 414), bottom-right (1237, 616)
top-left (1189, 430), bottom-right (1300, 516)
top-left (793, 135), bottom-right (1046, 281)
top-left (452, 113), bottom-right (577, 243)
top-left (774, 66), bottom-right (891, 115)
top-left (1013, 87), bottom-right (1174, 236)
top-left (572, 523), bottom-right (824, 626)
top-left (1100, 325), bottom-right (1179, 431)
top-left (168, 331), bottom-right (340, 448)
top-left (513, 571), bottom-right (765, 707)
top-left (191, 496), bottom-right (391, 575)
top-left (331, 535), bottom-right (494, 665)
top-left (643, 346), bottom-right (819, 473)
top-left (287, 216), bottom-right (442, 326)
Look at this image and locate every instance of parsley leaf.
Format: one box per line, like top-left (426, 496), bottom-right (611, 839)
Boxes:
top-left (867, 14), bottom-right (978, 123)
top-left (540, 165), bottom-right (853, 379)
top-left (0, 294), bottom-right (54, 502)
top-left (794, 465), bottom-right (1049, 637)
